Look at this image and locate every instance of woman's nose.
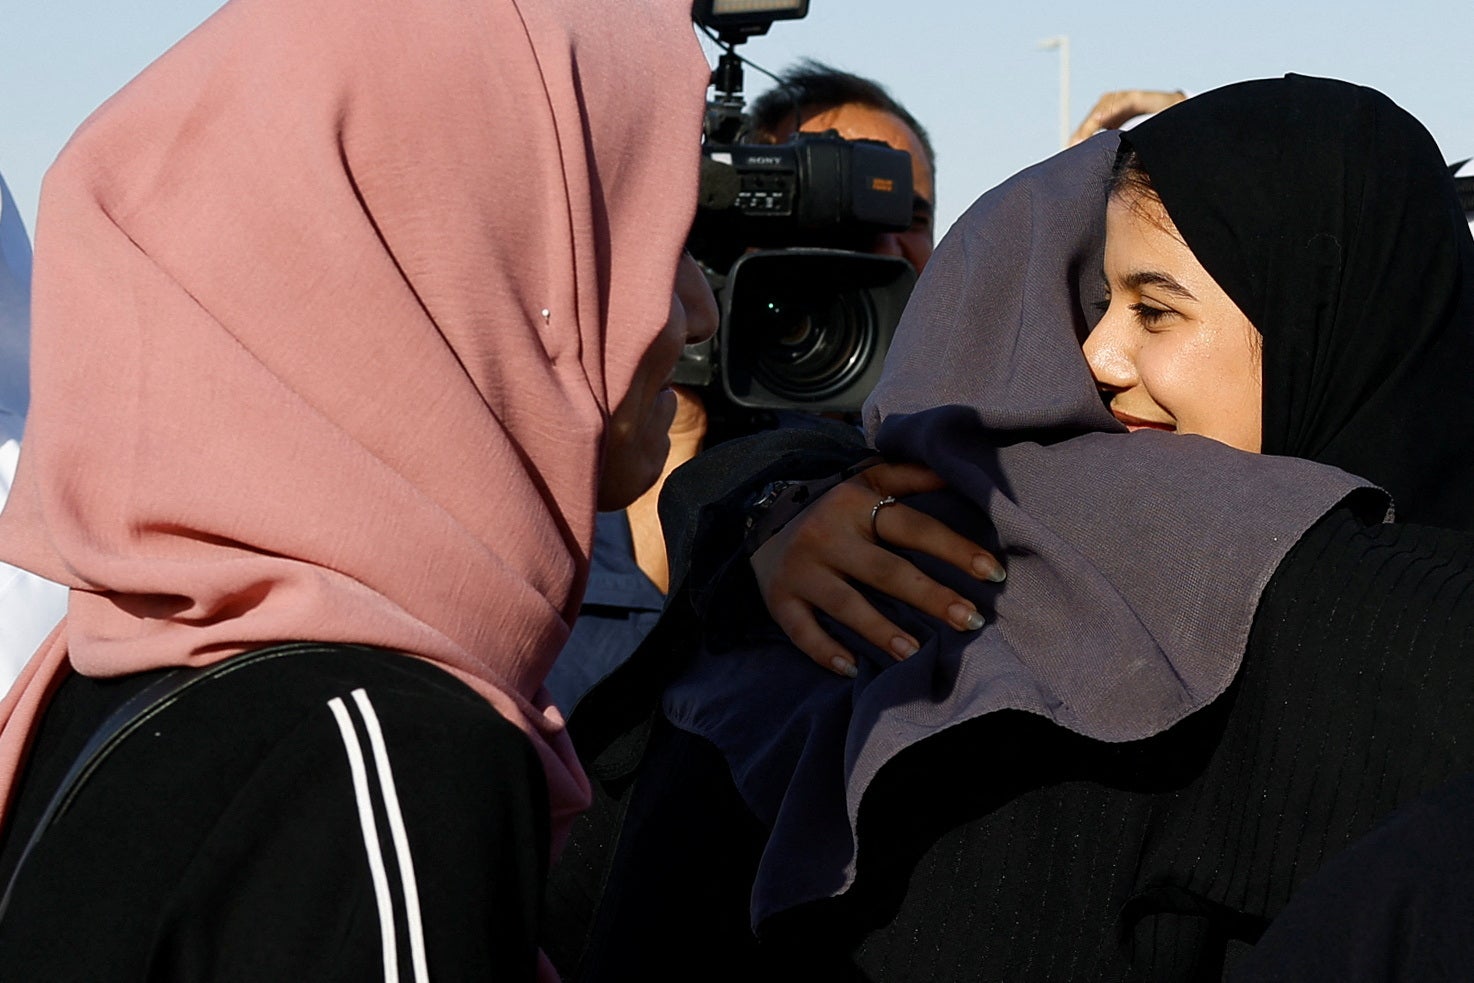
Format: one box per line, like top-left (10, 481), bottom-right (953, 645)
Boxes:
top-left (1082, 307), bottom-right (1137, 393)
top-left (674, 253), bottom-right (718, 345)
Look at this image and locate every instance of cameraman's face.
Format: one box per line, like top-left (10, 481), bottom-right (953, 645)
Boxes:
top-left (790, 103), bottom-right (935, 272)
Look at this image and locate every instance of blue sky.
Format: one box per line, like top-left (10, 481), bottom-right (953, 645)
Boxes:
top-left (3, 0), bottom-right (1471, 240)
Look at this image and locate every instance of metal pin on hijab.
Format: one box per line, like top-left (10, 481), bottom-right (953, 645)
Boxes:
top-left (540, 308), bottom-right (551, 325)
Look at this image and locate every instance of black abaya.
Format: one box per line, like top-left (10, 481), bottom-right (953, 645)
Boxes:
top-left (550, 507), bottom-right (1474, 981)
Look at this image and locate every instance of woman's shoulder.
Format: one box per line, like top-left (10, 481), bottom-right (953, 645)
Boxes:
top-left (214, 642), bottom-right (498, 716)
top-left (1249, 504), bottom-right (1474, 715)
top-left (164, 643), bottom-right (538, 780)
top-left (1268, 506), bottom-right (1474, 609)
top-left (3, 644), bottom-right (531, 869)
top-left (7, 644), bottom-right (531, 841)
top-left (0, 643), bottom-right (547, 980)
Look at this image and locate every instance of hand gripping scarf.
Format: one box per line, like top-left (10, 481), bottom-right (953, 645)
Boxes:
top-left (0, 0), bottom-right (709, 848)
top-left (664, 124), bottom-right (1389, 927)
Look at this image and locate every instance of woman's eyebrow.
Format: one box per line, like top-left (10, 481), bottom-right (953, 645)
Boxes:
top-left (1121, 269), bottom-right (1197, 301)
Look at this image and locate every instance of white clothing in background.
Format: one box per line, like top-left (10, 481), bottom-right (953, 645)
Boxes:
top-left (0, 172), bottom-right (66, 693)
top-left (0, 437), bottom-right (63, 689)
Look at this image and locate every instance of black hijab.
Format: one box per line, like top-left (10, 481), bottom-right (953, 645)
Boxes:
top-left (1123, 74), bottom-right (1474, 530)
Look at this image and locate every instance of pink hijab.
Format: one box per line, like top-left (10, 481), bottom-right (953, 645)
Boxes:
top-left (0, 0), bottom-right (708, 845)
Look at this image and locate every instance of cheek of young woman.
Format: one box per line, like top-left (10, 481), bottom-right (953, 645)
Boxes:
top-left (1133, 322), bottom-right (1261, 450)
top-left (596, 255), bottom-right (718, 512)
top-left (597, 298), bottom-right (684, 512)
top-left (1089, 197), bottom-right (1263, 453)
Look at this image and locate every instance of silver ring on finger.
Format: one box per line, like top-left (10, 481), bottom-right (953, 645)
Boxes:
top-left (870, 495), bottom-right (899, 542)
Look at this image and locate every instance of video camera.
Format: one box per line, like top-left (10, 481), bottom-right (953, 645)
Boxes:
top-left (678, 0), bottom-right (918, 424)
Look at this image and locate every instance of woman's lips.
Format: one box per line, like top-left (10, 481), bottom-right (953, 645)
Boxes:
top-left (1112, 411), bottom-right (1175, 432)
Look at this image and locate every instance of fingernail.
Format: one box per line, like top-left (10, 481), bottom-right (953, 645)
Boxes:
top-left (890, 636), bottom-right (919, 659)
top-left (973, 555), bottom-right (1007, 583)
top-left (831, 656), bottom-right (858, 678)
top-left (949, 603), bottom-right (985, 631)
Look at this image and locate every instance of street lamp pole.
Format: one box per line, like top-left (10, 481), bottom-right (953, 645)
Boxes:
top-left (1037, 35), bottom-right (1070, 148)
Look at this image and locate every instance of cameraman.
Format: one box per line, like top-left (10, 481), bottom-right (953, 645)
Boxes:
top-left (749, 60), bottom-right (936, 274)
top-left (544, 63), bottom-right (937, 713)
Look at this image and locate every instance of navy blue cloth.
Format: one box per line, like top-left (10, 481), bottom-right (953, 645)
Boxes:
top-left (546, 510), bottom-right (664, 714)
top-left (1231, 770), bottom-right (1474, 982)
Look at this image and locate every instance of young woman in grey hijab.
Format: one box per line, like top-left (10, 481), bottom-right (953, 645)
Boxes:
top-left (546, 76), bottom-right (1474, 981)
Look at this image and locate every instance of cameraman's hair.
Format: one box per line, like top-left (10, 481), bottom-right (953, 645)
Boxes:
top-left (749, 60), bottom-right (936, 177)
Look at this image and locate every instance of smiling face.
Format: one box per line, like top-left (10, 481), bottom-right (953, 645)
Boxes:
top-left (597, 252), bottom-right (719, 510)
top-left (1083, 192), bottom-right (1264, 453)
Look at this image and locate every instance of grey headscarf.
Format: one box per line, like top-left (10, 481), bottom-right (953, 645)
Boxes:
top-left (663, 134), bottom-right (1385, 928)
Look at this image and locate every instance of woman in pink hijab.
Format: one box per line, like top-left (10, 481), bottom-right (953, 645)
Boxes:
top-left (0, 0), bottom-right (711, 977)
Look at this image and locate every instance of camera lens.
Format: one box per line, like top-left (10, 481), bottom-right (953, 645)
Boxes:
top-left (719, 249), bottom-right (915, 411)
top-left (749, 290), bottom-right (877, 401)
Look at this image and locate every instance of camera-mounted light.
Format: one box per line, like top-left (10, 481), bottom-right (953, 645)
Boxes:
top-left (692, 0), bottom-right (809, 43)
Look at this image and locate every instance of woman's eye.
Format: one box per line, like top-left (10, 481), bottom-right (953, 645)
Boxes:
top-left (1130, 302), bottom-right (1173, 328)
